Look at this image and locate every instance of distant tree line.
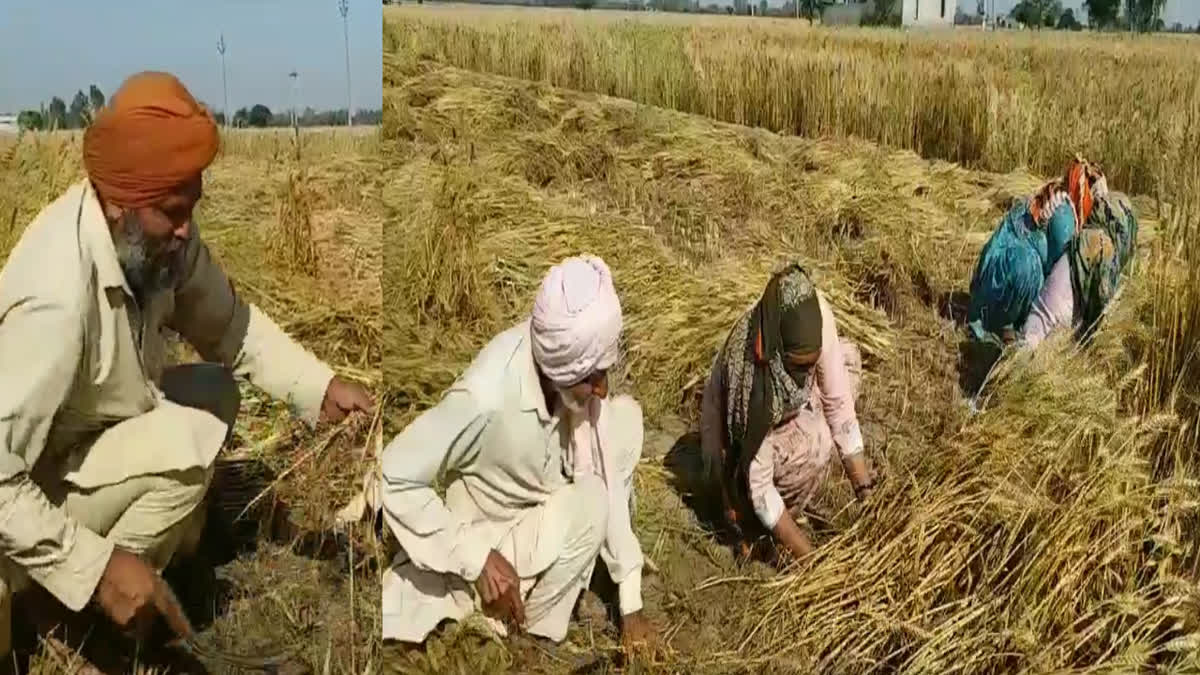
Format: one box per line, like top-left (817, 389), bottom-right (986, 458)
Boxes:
top-left (215, 104), bottom-right (383, 128)
top-left (17, 85), bottom-right (106, 132)
top-left (16, 84), bottom-right (382, 131)
top-left (999, 0), bottom-right (1167, 32)
top-left (1083, 0), bottom-right (1168, 32)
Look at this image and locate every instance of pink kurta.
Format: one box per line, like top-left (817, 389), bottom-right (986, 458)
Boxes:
top-left (700, 293), bottom-right (865, 530)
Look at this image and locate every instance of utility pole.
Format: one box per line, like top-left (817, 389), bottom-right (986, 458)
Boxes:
top-left (289, 70), bottom-right (302, 160)
top-left (217, 34), bottom-right (229, 128)
top-left (338, 0), bottom-right (352, 127)
top-left (289, 70), bottom-right (299, 128)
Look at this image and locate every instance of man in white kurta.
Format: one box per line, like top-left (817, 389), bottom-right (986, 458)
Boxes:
top-left (0, 71), bottom-right (374, 656)
top-left (381, 256), bottom-right (657, 649)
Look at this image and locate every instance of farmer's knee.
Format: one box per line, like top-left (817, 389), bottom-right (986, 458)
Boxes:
top-left (147, 465), bottom-right (216, 532)
top-left (91, 464), bottom-right (215, 569)
top-left (184, 463), bottom-right (217, 511)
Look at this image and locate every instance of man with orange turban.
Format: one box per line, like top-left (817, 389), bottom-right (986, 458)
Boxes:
top-left (0, 71), bottom-right (374, 656)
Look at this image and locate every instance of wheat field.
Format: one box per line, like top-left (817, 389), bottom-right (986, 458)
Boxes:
top-left (384, 4), bottom-right (1200, 674)
top-left (0, 126), bottom-right (384, 674)
top-left (385, 3), bottom-right (1200, 199)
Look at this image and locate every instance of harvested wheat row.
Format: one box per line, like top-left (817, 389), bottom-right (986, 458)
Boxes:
top-left (385, 4), bottom-right (1200, 201)
top-left (383, 39), bottom-right (1200, 671)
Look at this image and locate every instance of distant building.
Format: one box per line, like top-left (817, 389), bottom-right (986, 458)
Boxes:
top-left (902, 0), bottom-right (955, 26)
top-left (822, 0), bottom-right (871, 26)
top-left (0, 114), bottom-right (19, 135)
top-left (821, 0), bottom-right (956, 27)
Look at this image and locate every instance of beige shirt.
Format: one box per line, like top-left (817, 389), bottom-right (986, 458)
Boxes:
top-left (0, 180), bottom-right (335, 611)
top-left (380, 320), bottom-right (645, 614)
top-left (700, 293), bottom-right (864, 529)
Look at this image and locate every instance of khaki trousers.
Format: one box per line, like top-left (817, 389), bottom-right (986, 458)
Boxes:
top-left (0, 363), bottom-right (239, 656)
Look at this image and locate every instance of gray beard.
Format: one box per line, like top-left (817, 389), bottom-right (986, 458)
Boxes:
top-left (113, 213), bottom-right (175, 299)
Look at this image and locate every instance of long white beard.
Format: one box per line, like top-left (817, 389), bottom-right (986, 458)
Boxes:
top-left (557, 390), bottom-right (602, 482)
top-left (556, 387), bottom-right (589, 416)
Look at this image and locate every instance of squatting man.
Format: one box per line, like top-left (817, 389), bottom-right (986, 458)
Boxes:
top-left (380, 255), bottom-right (659, 652)
top-left (0, 71), bottom-right (374, 657)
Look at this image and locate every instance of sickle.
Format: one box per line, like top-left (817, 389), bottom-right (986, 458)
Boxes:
top-left (153, 574), bottom-right (312, 672)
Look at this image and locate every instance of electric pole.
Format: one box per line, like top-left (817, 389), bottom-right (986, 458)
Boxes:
top-left (289, 70), bottom-right (299, 128)
top-left (338, 0), bottom-right (352, 127)
top-left (217, 34), bottom-right (229, 128)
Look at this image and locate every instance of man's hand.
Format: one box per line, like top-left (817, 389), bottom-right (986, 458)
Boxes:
top-left (320, 376), bottom-right (375, 424)
top-left (621, 611), bottom-right (660, 657)
top-left (475, 550), bottom-right (525, 628)
top-left (94, 549), bottom-right (166, 635)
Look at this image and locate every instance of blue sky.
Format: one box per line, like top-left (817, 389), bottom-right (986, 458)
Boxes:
top-left (0, 0), bottom-right (382, 115)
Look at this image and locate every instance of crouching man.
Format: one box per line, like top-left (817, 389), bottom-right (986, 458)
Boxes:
top-left (381, 256), bottom-right (657, 652)
top-left (0, 71), bottom-right (374, 657)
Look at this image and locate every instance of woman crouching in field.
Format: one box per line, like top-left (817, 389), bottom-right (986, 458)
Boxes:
top-left (1020, 191), bottom-right (1138, 349)
top-left (966, 156), bottom-right (1108, 347)
top-left (699, 263), bottom-right (876, 563)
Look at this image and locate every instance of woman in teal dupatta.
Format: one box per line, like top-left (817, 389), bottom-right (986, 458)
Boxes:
top-left (1020, 190), bottom-right (1139, 348)
top-left (966, 157), bottom-right (1107, 346)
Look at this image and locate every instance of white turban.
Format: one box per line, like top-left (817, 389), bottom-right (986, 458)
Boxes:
top-left (531, 255), bottom-right (623, 387)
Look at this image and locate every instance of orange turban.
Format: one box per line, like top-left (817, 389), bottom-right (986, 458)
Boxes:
top-left (82, 71), bottom-right (219, 208)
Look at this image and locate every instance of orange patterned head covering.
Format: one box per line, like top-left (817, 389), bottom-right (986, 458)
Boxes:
top-left (1065, 155), bottom-right (1102, 227)
top-left (1032, 155), bottom-right (1105, 231)
top-left (83, 71), bottom-right (219, 209)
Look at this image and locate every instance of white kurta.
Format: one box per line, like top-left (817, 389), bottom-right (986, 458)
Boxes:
top-left (0, 180), bottom-right (335, 616)
top-left (380, 320), bottom-right (645, 643)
